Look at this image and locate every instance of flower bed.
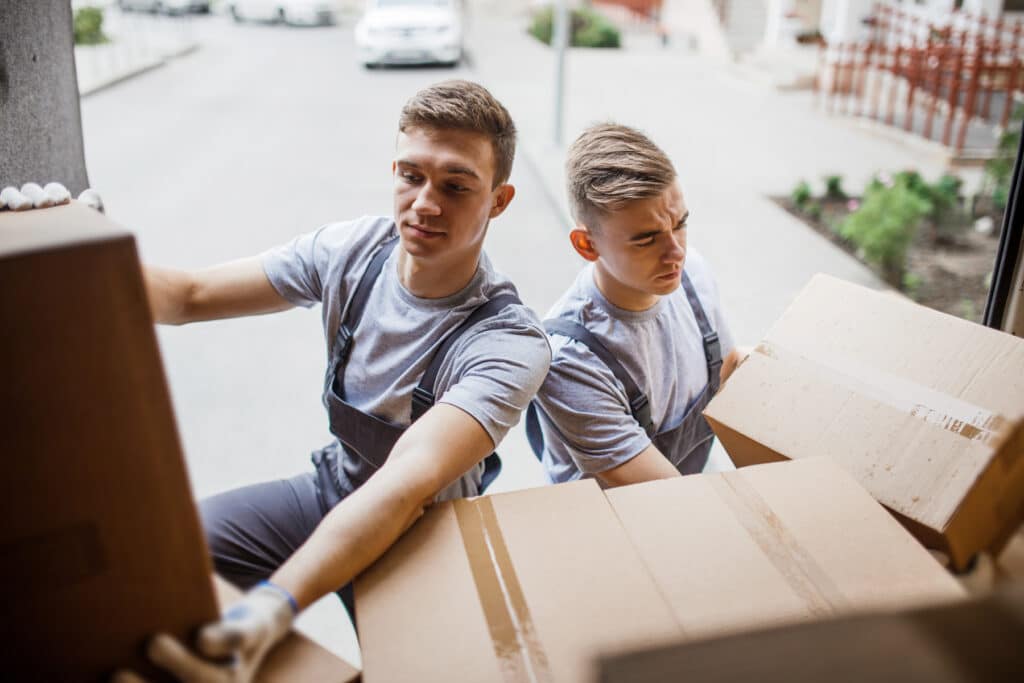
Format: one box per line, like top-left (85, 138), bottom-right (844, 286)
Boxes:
top-left (775, 172), bottom-right (1001, 323)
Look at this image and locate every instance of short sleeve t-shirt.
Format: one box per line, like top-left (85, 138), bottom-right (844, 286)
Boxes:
top-left (262, 216), bottom-right (551, 500)
top-left (533, 249), bottom-right (734, 484)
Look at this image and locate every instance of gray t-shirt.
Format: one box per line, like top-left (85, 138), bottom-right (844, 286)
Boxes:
top-left (534, 249), bottom-right (734, 484)
top-left (262, 216), bottom-right (551, 500)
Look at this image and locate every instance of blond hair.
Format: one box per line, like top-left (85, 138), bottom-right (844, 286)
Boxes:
top-left (566, 123), bottom-right (676, 227)
top-left (399, 80), bottom-right (517, 187)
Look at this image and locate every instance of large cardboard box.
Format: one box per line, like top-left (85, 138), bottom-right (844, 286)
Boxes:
top-left (0, 203), bottom-right (358, 681)
top-left (704, 274), bottom-right (1024, 571)
top-left (597, 583), bottom-right (1024, 683)
top-left (356, 458), bottom-right (963, 683)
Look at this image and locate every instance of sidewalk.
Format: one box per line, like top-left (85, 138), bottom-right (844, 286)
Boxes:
top-left (466, 6), bottom-right (969, 345)
top-left (75, 5), bottom-right (200, 96)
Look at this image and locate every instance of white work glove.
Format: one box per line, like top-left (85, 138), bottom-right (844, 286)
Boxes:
top-left (113, 581), bottom-right (297, 683)
top-left (0, 182), bottom-right (104, 213)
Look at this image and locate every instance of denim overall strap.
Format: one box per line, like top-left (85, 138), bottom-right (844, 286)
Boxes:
top-left (332, 236), bottom-right (399, 370)
top-left (409, 292), bottom-right (522, 492)
top-left (679, 270), bottom-right (723, 387)
top-left (525, 318), bottom-right (655, 461)
top-left (649, 270), bottom-right (724, 474)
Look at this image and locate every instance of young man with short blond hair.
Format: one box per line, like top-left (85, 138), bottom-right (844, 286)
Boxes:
top-left (528, 123), bottom-right (742, 487)
top-left (124, 80), bottom-right (550, 683)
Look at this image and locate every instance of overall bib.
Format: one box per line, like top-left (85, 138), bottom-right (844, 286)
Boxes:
top-left (526, 271), bottom-right (722, 475)
top-left (313, 236), bottom-right (516, 510)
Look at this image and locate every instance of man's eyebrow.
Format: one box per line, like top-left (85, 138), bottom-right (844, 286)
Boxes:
top-left (629, 212), bottom-right (690, 241)
top-left (443, 165), bottom-right (480, 180)
top-left (395, 159), bottom-right (480, 180)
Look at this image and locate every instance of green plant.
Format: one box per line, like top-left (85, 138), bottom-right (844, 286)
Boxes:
top-left (791, 180), bottom-right (812, 209)
top-left (902, 272), bottom-right (924, 301)
top-left (804, 200), bottom-right (822, 221)
top-left (824, 175), bottom-right (847, 200)
top-left (983, 104), bottom-right (1024, 211)
top-left (959, 298), bottom-right (978, 322)
top-left (528, 6), bottom-right (621, 48)
top-left (73, 6), bottom-right (108, 46)
top-left (839, 177), bottom-right (931, 287)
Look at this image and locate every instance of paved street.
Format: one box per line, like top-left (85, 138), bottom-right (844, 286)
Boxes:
top-left (79, 10), bottom-right (571, 664)
top-left (77, 1), bottom-right (972, 668)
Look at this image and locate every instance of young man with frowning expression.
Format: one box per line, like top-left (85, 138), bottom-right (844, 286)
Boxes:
top-left (527, 123), bottom-right (743, 488)
top-left (119, 80), bottom-right (550, 683)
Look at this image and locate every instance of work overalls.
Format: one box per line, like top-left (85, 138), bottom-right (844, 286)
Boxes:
top-left (526, 271), bottom-right (722, 476)
top-left (313, 235), bottom-right (514, 508)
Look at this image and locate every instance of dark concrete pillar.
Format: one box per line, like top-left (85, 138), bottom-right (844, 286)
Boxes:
top-left (0, 0), bottom-right (90, 195)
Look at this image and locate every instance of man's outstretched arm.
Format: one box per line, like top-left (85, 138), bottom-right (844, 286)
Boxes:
top-left (273, 402), bottom-right (494, 607)
top-left (145, 257), bottom-right (293, 325)
top-left (140, 403), bottom-right (495, 682)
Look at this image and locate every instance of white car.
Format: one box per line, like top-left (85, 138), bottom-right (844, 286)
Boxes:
top-left (355, 0), bottom-right (463, 68)
top-left (118, 0), bottom-right (211, 13)
top-left (228, 0), bottom-right (340, 26)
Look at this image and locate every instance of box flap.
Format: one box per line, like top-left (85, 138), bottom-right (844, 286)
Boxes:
top-left (704, 274), bottom-right (1024, 549)
top-left (357, 480), bottom-right (683, 683)
top-left (606, 459), bottom-right (964, 641)
top-left (0, 201), bottom-right (130, 258)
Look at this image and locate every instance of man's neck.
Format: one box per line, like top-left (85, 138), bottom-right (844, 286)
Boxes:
top-left (592, 263), bottom-right (660, 312)
top-left (396, 247), bottom-right (480, 299)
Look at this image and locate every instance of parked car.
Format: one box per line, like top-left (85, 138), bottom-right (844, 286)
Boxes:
top-left (228, 0), bottom-right (340, 26)
top-left (355, 0), bottom-right (463, 68)
top-left (118, 0), bottom-right (211, 14)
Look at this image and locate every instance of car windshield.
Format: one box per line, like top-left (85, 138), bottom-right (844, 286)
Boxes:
top-left (374, 0), bottom-right (451, 7)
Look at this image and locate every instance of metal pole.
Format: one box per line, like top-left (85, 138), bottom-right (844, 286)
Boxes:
top-left (553, 0), bottom-right (569, 145)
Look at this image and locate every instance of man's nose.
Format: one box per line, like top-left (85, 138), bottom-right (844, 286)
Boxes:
top-left (412, 184), bottom-right (441, 215)
top-left (663, 233), bottom-right (685, 262)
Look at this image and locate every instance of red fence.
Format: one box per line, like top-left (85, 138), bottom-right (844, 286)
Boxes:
top-left (819, 2), bottom-right (1024, 153)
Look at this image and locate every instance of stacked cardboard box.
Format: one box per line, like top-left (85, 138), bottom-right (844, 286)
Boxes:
top-left (356, 458), bottom-right (964, 682)
top-left (704, 274), bottom-right (1024, 570)
top-left (1, 203), bottom-right (358, 681)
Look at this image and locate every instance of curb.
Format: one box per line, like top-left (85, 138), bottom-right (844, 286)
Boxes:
top-left (78, 43), bottom-right (199, 98)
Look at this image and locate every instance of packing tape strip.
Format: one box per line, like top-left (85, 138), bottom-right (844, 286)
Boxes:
top-left (711, 471), bottom-right (848, 618)
top-left (454, 497), bottom-right (553, 683)
top-left (754, 342), bottom-right (1012, 447)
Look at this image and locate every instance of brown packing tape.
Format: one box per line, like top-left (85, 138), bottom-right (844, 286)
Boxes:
top-left (453, 497), bottom-right (554, 683)
top-left (754, 342), bottom-right (1013, 446)
top-left (711, 471), bottom-right (848, 618)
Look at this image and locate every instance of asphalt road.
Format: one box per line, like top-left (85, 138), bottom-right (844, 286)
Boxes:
top-left (79, 11), bottom-right (572, 664)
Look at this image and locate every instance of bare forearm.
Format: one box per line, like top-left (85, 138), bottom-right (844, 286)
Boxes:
top-left (144, 265), bottom-right (195, 325)
top-left (596, 443), bottom-right (681, 488)
top-left (143, 257), bottom-right (292, 325)
top-left (271, 468), bottom-right (431, 610)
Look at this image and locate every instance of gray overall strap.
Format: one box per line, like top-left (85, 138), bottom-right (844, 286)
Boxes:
top-left (548, 319), bottom-right (654, 435)
top-left (333, 236), bottom-right (399, 367)
top-left (410, 293), bottom-right (522, 421)
top-left (679, 270), bottom-right (723, 380)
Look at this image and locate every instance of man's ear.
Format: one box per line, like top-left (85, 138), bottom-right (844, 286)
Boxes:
top-left (391, 160), bottom-right (397, 176)
top-left (570, 226), bottom-right (600, 262)
top-left (489, 184), bottom-right (516, 218)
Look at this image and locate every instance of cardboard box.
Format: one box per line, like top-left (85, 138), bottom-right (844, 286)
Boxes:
top-left (597, 583), bottom-right (1024, 683)
top-left (0, 203), bottom-right (359, 682)
top-left (704, 274), bottom-right (1024, 571)
top-left (356, 458), bottom-right (964, 683)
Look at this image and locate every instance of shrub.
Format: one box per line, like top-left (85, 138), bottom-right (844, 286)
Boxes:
top-left (528, 6), bottom-right (621, 48)
top-left (74, 6), bottom-right (108, 46)
top-left (824, 174), bottom-right (846, 200)
top-left (983, 104), bottom-right (1024, 211)
top-left (791, 180), bottom-right (812, 209)
top-left (804, 200), bottom-right (822, 221)
top-left (839, 177), bottom-right (931, 287)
